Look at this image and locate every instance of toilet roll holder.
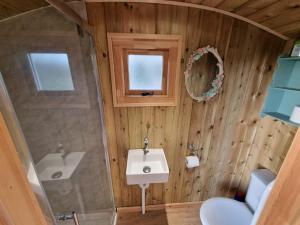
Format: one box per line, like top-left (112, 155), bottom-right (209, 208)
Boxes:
top-left (186, 144), bottom-right (201, 169)
top-left (187, 143), bottom-right (200, 156)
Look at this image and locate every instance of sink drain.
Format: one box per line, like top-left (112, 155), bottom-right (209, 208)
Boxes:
top-left (52, 171), bottom-right (63, 179)
top-left (143, 166), bottom-right (151, 173)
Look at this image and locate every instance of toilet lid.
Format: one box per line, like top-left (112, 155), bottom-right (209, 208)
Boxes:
top-left (200, 198), bottom-right (253, 225)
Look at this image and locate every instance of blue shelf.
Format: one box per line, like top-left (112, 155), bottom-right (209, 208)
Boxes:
top-left (261, 56), bottom-right (300, 126)
top-left (272, 57), bottom-right (300, 91)
top-left (261, 112), bottom-right (298, 126)
top-left (277, 56), bottom-right (300, 61)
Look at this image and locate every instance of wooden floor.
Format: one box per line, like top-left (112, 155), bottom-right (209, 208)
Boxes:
top-left (116, 203), bottom-right (202, 225)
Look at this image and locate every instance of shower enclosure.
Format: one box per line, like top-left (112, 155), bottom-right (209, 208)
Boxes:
top-left (0, 3), bottom-right (115, 225)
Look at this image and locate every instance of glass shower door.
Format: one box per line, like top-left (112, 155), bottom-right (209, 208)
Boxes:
top-left (0, 4), bottom-right (115, 225)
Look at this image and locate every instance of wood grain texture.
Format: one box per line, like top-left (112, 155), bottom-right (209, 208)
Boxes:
top-left (2, 0), bottom-right (300, 38)
top-left (117, 202), bottom-right (202, 225)
top-left (0, 0), bottom-right (47, 20)
top-left (0, 0), bottom-right (75, 20)
top-left (0, 113), bottom-right (48, 225)
top-left (256, 128), bottom-right (300, 225)
top-left (86, 0), bottom-right (290, 40)
top-left (232, 0), bottom-right (279, 16)
top-left (106, 33), bottom-right (182, 107)
top-left (87, 2), bottom-right (297, 207)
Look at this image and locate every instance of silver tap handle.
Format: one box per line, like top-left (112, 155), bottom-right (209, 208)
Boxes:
top-left (144, 137), bottom-right (149, 144)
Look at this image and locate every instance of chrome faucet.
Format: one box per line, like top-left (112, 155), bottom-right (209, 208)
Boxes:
top-left (55, 143), bottom-right (69, 162)
top-left (143, 137), bottom-right (149, 161)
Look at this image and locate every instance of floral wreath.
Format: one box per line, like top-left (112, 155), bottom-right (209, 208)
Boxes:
top-left (184, 46), bottom-right (224, 102)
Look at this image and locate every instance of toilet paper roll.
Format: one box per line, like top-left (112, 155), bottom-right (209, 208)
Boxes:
top-left (290, 106), bottom-right (300, 124)
top-left (185, 156), bottom-right (200, 168)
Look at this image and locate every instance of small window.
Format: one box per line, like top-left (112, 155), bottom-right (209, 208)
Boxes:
top-left (125, 50), bottom-right (168, 96)
top-left (128, 54), bottom-right (163, 91)
top-left (28, 53), bottom-right (74, 91)
top-left (107, 33), bottom-right (182, 107)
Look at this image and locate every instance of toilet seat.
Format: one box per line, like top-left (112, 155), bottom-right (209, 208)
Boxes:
top-left (200, 197), bottom-right (253, 225)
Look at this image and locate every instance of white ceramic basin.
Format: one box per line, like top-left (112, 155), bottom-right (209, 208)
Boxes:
top-left (36, 152), bottom-right (85, 181)
top-left (126, 148), bottom-right (169, 185)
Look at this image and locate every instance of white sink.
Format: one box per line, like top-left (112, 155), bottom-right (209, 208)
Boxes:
top-left (126, 148), bottom-right (169, 185)
top-left (36, 152), bottom-right (85, 181)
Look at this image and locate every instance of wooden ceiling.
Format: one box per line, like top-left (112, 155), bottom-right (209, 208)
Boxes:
top-left (0, 0), bottom-right (47, 20)
top-left (0, 0), bottom-right (300, 39)
top-left (194, 0), bottom-right (300, 39)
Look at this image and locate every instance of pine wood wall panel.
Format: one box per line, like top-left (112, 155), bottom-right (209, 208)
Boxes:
top-left (87, 2), bottom-right (297, 207)
top-left (2, 0), bottom-right (300, 38)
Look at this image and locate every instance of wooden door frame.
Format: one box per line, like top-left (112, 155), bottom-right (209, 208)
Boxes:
top-left (0, 113), bottom-right (49, 225)
top-left (257, 127), bottom-right (300, 225)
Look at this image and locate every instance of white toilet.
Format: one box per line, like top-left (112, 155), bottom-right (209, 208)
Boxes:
top-left (200, 169), bottom-right (276, 225)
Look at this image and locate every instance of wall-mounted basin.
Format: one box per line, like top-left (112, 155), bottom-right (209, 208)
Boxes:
top-left (36, 152), bottom-right (85, 182)
top-left (126, 148), bottom-right (169, 185)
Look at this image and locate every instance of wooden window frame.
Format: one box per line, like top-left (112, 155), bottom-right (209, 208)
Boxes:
top-left (107, 33), bottom-right (182, 107)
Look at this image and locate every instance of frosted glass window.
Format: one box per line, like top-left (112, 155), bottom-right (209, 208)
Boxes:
top-left (128, 54), bottom-right (163, 90)
top-left (28, 53), bottom-right (74, 91)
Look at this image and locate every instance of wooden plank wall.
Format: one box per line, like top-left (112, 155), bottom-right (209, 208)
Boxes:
top-left (87, 2), bottom-right (297, 207)
top-left (3, 0), bottom-right (300, 39)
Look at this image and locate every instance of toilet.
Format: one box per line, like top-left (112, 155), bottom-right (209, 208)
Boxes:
top-left (200, 169), bottom-right (276, 225)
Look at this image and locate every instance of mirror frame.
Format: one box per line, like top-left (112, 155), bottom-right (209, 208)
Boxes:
top-left (184, 46), bottom-right (224, 102)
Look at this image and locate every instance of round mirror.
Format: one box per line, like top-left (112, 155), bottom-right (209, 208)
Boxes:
top-left (184, 46), bottom-right (224, 102)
